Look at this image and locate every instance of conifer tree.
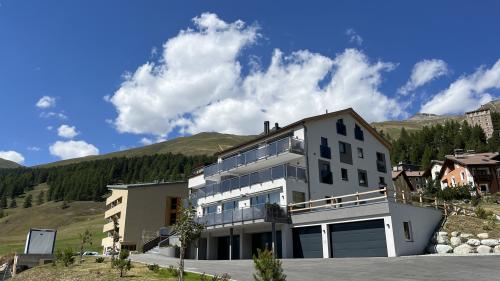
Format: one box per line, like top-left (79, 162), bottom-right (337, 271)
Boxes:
top-left (37, 190), bottom-right (45, 205)
top-left (9, 198), bottom-right (17, 208)
top-left (0, 195), bottom-right (7, 209)
top-left (23, 194), bottom-right (32, 208)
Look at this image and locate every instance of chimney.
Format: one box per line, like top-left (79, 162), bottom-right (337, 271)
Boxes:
top-left (264, 121), bottom-right (270, 134)
top-left (274, 122), bottom-right (280, 130)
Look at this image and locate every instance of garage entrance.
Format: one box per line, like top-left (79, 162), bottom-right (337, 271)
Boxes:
top-left (330, 219), bottom-right (387, 258)
top-left (217, 235), bottom-right (240, 260)
top-left (293, 226), bottom-right (323, 258)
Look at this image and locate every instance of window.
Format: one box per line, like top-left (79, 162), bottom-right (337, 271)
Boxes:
top-left (251, 192), bottom-right (280, 206)
top-left (357, 147), bottom-right (364, 158)
top-left (403, 221), bottom-right (413, 241)
top-left (451, 177), bottom-right (456, 187)
top-left (204, 205), bottom-right (217, 215)
top-left (319, 160), bottom-right (333, 184)
top-left (358, 169), bottom-right (368, 187)
top-left (354, 124), bottom-right (364, 141)
top-left (479, 184), bottom-right (489, 193)
top-left (376, 152), bottom-right (387, 173)
top-left (320, 137), bottom-right (331, 159)
top-left (170, 213), bottom-right (177, 225)
top-left (223, 201), bottom-right (237, 210)
top-left (292, 191), bottom-right (306, 208)
top-left (460, 172), bottom-right (465, 181)
top-left (341, 168), bottom-right (348, 181)
top-left (171, 197), bottom-right (178, 210)
top-left (339, 141), bottom-right (353, 164)
top-left (336, 119), bottom-right (346, 135)
top-left (379, 177), bottom-right (386, 186)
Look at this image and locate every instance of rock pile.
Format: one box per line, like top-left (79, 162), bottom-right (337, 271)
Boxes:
top-left (427, 232), bottom-right (500, 254)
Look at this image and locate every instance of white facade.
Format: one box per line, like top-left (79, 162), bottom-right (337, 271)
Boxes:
top-left (188, 108), bottom-right (440, 260)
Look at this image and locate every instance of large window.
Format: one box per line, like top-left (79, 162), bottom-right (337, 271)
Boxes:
top-left (204, 205), bottom-right (218, 215)
top-left (358, 169), bottom-right (368, 187)
top-left (319, 160), bottom-right (333, 184)
top-left (376, 152), bottom-right (387, 173)
top-left (339, 141), bottom-right (353, 164)
top-left (336, 119), bottom-right (346, 135)
top-left (354, 124), bottom-right (364, 141)
top-left (341, 168), bottom-right (348, 181)
top-left (222, 201), bottom-right (238, 210)
top-left (292, 191), bottom-right (306, 208)
top-left (320, 137), bottom-right (331, 159)
top-left (357, 147), bottom-right (364, 159)
top-left (403, 221), bottom-right (413, 241)
top-left (251, 192), bottom-right (281, 206)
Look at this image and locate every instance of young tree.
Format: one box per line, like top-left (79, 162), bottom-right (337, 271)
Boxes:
top-left (37, 190), bottom-right (45, 205)
top-left (112, 249), bottom-right (132, 277)
top-left (172, 202), bottom-right (205, 281)
top-left (23, 194), bottom-right (33, 208)
top-left (111, 216), bottom-right (121, 263)
top-left (0, 195), bottom-right (7, 209)
top-left (79, 229), bottom-right (93, 263)
top-left (253, 248), bottom-right (286, 281)
top-left (9, 198), bottom-right (17, 208)
top-left (61, 200), bottom-right (69, 209)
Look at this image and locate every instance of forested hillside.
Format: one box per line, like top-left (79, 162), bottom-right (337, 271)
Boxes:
top-left (0, 153), bottom-right (214, 202)
top-left (390, 112), bottom-right (500, 169)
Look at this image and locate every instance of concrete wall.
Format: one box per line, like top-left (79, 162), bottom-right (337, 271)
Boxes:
top-left (388, 202), bottom-right (442, 256)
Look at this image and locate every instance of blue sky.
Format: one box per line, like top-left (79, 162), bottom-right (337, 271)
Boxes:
top-left (0, 0), bottom-right (499, 166)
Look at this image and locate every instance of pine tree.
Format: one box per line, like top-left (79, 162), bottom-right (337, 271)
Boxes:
top-left (0, 195), bottom-right (7, 209)
top-left (0, 208), bottom-right (4, 218)
top-left (23, 194), bottom-right (33, 208)
top-left (37, 190), bottom-right (45, 205)
top-left (421, 146), bottom-right (433, 169)
top-left (9, 198), bottom-right (17, 208)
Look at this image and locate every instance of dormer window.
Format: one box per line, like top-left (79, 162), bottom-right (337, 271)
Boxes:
top-left (336, 119), bottom-right (346, 135)
top-left (354, 124), bottom-right (364, 141)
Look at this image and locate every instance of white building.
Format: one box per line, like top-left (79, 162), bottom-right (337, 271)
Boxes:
top-left (188, 108), bottom-right (442, 260)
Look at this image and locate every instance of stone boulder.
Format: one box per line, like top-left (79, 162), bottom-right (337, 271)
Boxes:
top-left (453, 244), bottom-right (474, 254)
top-left (451, 231), bottom-right (460, 237)
top-left (476, 245), bottom-right (492, 254)
top-left (450, 237), bottom-right (462, 247)
top-left (436, 234), bottom-right (449, 244)
top-left (477, 233), bottom-right (489, 239)
top-left (494, 245), bottom-right (500, 254)
top-left (466, 239), bottom-right (481, 246)
top-left (436, 244), bottom-right (453, 254)
top-left (460, 233), bottom-right (473, 239)
top-left (480, 239), bottom-right (499, 247)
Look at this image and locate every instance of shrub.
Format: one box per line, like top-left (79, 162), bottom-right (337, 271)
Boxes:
top-left (57, 247), bottom-right (75, 267)
top-left (475, 206), bottom-right (494, 219)
top-left (471, 196), bottom-right (480, 206)
top-left (112, 250), bottom-right (132, 278)
top-left (253, 249), bottom-right (286, 281)
top-left (167, 265), bottom-right (179, 277)
top-left (147, 263), bottom-right (160, 273)
top-left (95, 257), bottom-right (105, 263)
top-left (200, 273), bottom-right (231, 281)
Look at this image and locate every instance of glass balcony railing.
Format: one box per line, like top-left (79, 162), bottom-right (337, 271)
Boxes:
top-left (197, 203), bottom-right (289, 227)
top-left (203, 137), bottom-right (305, 177)
top-left (192, 164), bottom-right (307, 200)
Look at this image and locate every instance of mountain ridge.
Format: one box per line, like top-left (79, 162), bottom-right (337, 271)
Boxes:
top-left (0, 158), bottom-right (22, 169)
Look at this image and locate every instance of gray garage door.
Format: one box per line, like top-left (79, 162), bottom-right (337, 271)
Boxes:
top-left (293, 226), bottom-right (323, 258)
top-left (330, 219), bottom-right (387, 258)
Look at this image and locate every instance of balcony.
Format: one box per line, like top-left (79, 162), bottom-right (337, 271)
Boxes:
top-left (104, 205), bottom-right (122, 219)
top-left (193, 164), bottom-right (307, 199)
top-left (203, 137), bottom-right (304, 179)
top-left (103, 221), bottom-right (115, 232)
top-left (197, 203), bottom-right (289, 227)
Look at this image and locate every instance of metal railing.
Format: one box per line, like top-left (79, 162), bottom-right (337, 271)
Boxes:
top-left (197, 203), bottom-right (289, 227)
top-left (192, 164), bottom-right (306, 199)
top-left (203, 137), bottom-right (305, 177)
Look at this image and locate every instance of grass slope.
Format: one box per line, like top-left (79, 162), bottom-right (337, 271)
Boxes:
top-left (37, 132), bottom-right (255, 168)
top-left (0, 184), bottom-right (105, 257)
top-left (0, 158), bottom-right (22, 169)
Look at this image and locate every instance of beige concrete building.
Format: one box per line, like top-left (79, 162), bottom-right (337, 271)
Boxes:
top-left (466, 108), bottom-right (494, 139)
top-left (101, 181), bottom-right (188, 253)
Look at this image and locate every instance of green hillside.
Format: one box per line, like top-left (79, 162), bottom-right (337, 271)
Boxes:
top-left (37, 132), bottom-right (255, 168)
top-left (0, 184), bottom-right (105, 257)
top-left (0, 158), bottom-right (22, 169)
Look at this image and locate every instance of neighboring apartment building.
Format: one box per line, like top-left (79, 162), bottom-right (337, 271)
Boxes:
top-left (438, 152), bottom-right (500, 194)
top-left (101, 181), bottom-right (187, 253)
top-left (188, 108), bottom-right (442, 260)
top-left (466, 108), bottom-right (494, 139)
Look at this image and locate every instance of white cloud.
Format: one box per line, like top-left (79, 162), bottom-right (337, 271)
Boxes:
top-left (346, 28), bottom-right (363, 46)
top-left (108, 13), bottom-right (403, 137)
top-left (40, 111), bottom-right (68, 120)
top-left (27, 146), bottom-right (41, 151)
top-left (399, 59), bottom-right (448, 95)
top-left (36, 96), bottom-right (56, 108)
top-left (57, 124), bottom-right (79, 139)
top-left (0, 150), bottom-right (25, 164)
top-left (420, 59), bottom-right (500, 115)
top-left (46, 126), bottom-right (53, 131)
top-left (139, 137), bottom-right (153, 146)
top-left (49, 140), bottom-right (99, 160)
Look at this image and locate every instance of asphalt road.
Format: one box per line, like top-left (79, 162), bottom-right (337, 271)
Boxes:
top-left (131, 253), bottom-right (500, 281)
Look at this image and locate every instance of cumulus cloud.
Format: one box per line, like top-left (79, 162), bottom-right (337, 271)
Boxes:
top-left (139, 137), bottom-right (153, 146)
top-left (399, 59), bottom-right (448, 95)
top-left (49, 140), bottom-right (99, 160)
top-left (346, 28), bottom-right (363, 46)
top-left (57, 124), bottom-right (79, 139)
top-left (108, 13), bottom-right (403, 137)
top-left (40, 111), bottom-right (68, 120)
top-left (36, 96), bottom-right (56, 108)
top-left (0, 150), bottom-right (25, 164)
top-left (420, 59), bottom-right (500, 115)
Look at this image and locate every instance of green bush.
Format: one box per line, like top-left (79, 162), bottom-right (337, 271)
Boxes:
top-left (57, 247), bottom-right (75, 267)
top-left (471, 196), bottom-right (480, 206)
top-left (436, 184), bottom-right (473, 201)
top-left (252, 249), bottom-right (286, 281)
top-left (167, 265), bottom-right (179, 277)
top-left (475, 206), bottom-right (494, 219)
top-left (95, 257), bottom-right (105, 263)
top-left (112, 250), bottom-right (132, 278)
top-left (147, 263), bottom-right (160, 273)
top-left (200, 273), bottom-right (231, 281)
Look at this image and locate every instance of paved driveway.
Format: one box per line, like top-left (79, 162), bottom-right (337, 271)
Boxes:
top-left (131, 253), bottom-right (500, 281)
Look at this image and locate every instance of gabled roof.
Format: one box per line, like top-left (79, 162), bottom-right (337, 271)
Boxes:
top-left (218, 108), bottom-right (391, 156)
top-left (405, 170), bottom-right (425, 177)
top-left (437, 152), bottom-right (500, 179)
top-left (391, 170), bottom-right (414, 191)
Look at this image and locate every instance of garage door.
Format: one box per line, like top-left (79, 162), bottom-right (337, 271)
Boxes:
top-left (293, 226), bottom-right (323, 258)
top-left (330, 219), bottom-right (387, 258)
